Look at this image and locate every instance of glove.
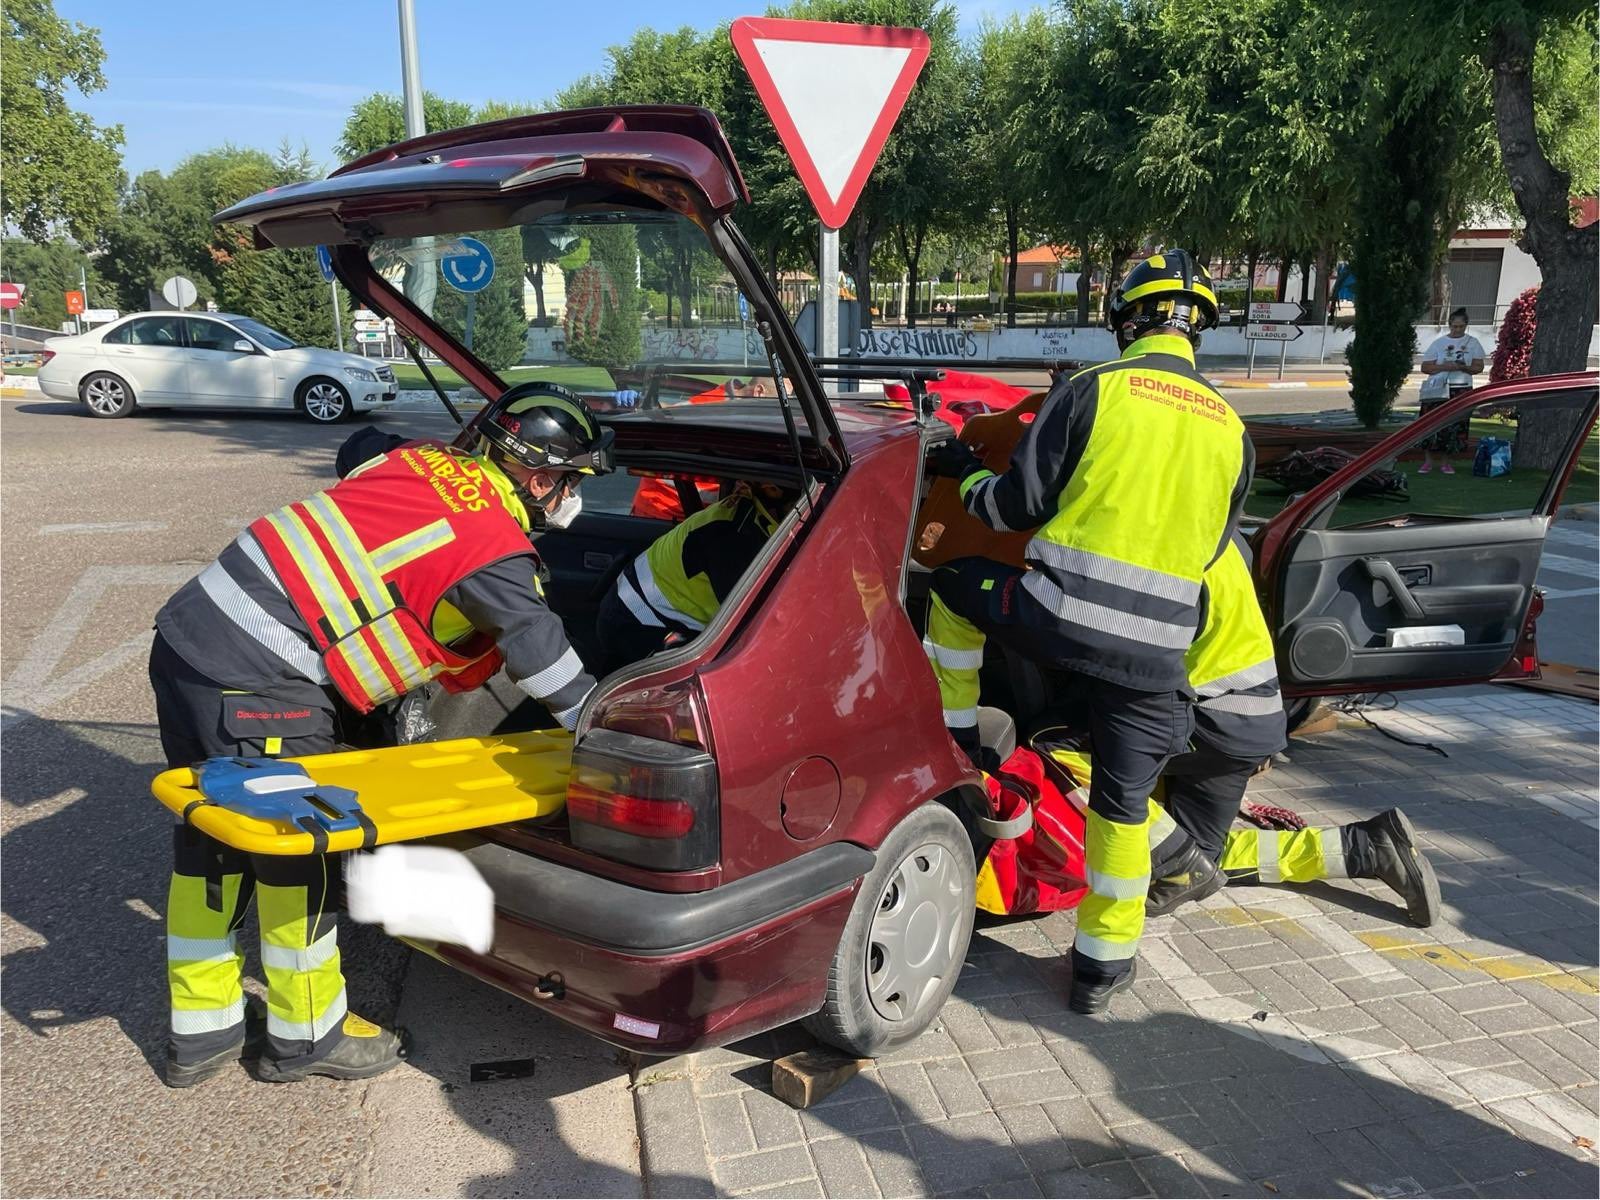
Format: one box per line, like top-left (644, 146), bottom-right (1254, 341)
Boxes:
top-left (613, 389), bottom-right (641, 408)
top-left (929, 439), bottom-right (984, 481)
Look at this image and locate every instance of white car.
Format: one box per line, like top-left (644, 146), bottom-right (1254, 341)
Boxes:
top-left (37, 311), bottom-right (398, 423)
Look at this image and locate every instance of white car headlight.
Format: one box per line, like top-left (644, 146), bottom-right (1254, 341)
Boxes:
top-left (343, 367), bottom-right (378, 383)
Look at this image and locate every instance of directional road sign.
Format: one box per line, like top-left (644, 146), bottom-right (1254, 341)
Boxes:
top-left (440, 237), bottom-right (495, 293)
top-left (316, 245), bottom-right (336, 282)
top-left (1247, 301), bottom-right (1305, 324)
top-left (730, 17), bottom-right (930, 230)
top-left (0, 282), bottom-right (23, 310)
top-left (1243, 322), bottom-right (1304, 343)
top-left (64, 290), bottom-right (86, 316)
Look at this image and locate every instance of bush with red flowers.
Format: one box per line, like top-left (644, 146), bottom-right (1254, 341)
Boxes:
top-left (1489, 287), bottom-right (1539, 383)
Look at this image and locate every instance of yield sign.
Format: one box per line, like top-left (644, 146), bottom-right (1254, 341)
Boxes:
top-left (731, 17), bottom-right (930, 230)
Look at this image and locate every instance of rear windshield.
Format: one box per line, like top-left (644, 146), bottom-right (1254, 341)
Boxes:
top-left (368, 209), bottom-right (786, 418)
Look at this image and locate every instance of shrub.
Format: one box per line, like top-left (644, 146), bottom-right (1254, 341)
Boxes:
top-left (1489, 287), bottom-right (1539, 383)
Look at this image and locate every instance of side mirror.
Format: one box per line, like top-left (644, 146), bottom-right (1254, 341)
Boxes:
top-left (232, 338), bottom-right (255, 354)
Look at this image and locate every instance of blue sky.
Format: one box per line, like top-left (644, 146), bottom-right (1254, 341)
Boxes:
top-left (65, 0), bottom-right (1025, 177)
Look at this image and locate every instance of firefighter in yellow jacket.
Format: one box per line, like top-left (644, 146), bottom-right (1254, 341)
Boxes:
top-left (151, 383), bottom-right (612, 1087)
top-left (926, 252), bottom-right (1252, 1013)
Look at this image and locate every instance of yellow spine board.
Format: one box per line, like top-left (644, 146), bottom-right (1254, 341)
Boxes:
top-left (152, 730), bottom-right (573, 856)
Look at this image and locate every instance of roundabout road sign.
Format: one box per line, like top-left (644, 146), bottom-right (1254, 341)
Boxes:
top-left (440, 237), bottom-right (495, 293)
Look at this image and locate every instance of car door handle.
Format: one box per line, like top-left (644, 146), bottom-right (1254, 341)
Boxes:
top-left (1360, 557), bottom-right (1426, 620)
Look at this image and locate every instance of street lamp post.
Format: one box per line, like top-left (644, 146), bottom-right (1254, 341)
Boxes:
top-left (398, 0), bottom-right (425, 138)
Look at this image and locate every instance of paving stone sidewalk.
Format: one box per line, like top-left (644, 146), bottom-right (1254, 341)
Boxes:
top-left (634, 691), bottom-right (1599, 1199)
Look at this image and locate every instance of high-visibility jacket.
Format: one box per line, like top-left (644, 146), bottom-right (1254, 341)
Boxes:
top-left (614, 493), bottom-right (778, 632)
top-left (249, 441), bottom-right (533, 712)
top-left (1186, 539), bottom-right (1287, 760)
top-left (958, 334), bottom-right (1253, 690)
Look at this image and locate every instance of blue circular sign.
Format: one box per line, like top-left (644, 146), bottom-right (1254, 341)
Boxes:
top-left (315, 245), bottom-right (335, 282)
top-left (440, 237), bottom-right (495, 294)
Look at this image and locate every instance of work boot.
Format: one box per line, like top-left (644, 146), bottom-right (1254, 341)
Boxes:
top-left (1068, 960), bottom-right (1138, 1015)
top-left (255, 1013), bottom-right (406, 1084)
top-left (1348, 808), bottom-right (1441, 928)
top-left (1145, 842), bottom-right (1226, 918)
top-left (165, 995), bottom-right (267, 1089)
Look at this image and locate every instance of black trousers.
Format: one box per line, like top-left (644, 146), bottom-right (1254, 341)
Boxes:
top-left (1159, 746), bottom-right (1261, 865)
top-left (594, 586), bottom-right (676, 677)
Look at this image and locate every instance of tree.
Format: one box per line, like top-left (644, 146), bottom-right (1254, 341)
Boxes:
top-left (564, 225), bottom-right (641, 368)
top-left (1, 237), bottom-right (107, 330)
top-left (333, 92), bottom-right (476, 160)
top-left (1345, 78), bottom-right (1463, 428)
top-left (1, 0), bottom-right (124, 244)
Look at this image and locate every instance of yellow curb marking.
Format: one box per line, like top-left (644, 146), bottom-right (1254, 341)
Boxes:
top-left (1358, 931), bottom-right (1600, 995)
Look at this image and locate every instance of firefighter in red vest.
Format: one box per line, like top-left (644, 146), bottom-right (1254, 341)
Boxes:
top-left (151, 383), bottom-right (612, 1088)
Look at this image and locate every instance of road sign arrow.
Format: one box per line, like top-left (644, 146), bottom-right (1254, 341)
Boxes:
top-left (1247, 301), bottom-right (1305, 324)
top-left (731, 17), bottom-right (930, 230)
top-left (1243, 322), bottom-right (1304, 342)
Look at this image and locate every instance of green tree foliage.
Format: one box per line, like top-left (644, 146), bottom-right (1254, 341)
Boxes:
top-left (0, 237), bottom-right (107, 329)
top-left (333, 92), bottom-right (476, 160)
top-left (564, 225), bottom-right (641, 367)
top-left (1345, 79), bottom-right (1462, 428)
top-left (434, 226), bottom-right (528, 372)
top-left (0, 0), bottom-right (124, 244)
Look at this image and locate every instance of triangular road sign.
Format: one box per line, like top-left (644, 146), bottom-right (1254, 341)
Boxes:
top-left (731, 17), bottom-right (931, 230)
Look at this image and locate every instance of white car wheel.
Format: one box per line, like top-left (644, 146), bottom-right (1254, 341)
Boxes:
top-left (298, 377), bottom-right (351, 423)
top-left (80, 372), bottom-right (136, 418)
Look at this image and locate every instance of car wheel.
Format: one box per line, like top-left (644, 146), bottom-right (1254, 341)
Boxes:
top-left (804, 801), bottom-right (975, 1057)
top-left (1285, 696), bottom-right (1320, 733)
top-left (80, 372), bottom-right (136, 418)
top-left (298, 377), bottom-right (351, 423)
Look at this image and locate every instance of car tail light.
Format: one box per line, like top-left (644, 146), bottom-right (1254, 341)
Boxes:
top-left (37, 350), bottom-right (54, 366)
top-left (568, 679), bottom-right (719, 870)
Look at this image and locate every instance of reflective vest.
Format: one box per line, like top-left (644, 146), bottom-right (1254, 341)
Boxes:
top-left (249, 442), bottom-right (533, 713)
top-left (1187, 540), bottom-right (1286, 758)
top-left (618, 494), bottom-right (778, 631)
top-left (1024, 335), bottom-right (1245, 686)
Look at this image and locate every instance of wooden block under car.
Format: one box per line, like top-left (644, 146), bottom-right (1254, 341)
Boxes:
top-left (771, 1049), bottom-right (871, 1109)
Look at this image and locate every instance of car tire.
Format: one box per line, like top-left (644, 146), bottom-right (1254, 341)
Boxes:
top-left (80, 372), bottom-right (136, 418)
top-left (804, 801), bottom-right (975, 1058)
top-left (297, 376), bottom-right (351, 423)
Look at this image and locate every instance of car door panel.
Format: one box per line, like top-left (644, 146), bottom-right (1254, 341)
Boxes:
top-left (1258, 374), bottom-right (1598, 695)
top-left (536, 511), bottom-right (666, 665)
top-left (105, 316), bottom-right (191, 402)
top-left (183, 320), bottom-right (275, 405)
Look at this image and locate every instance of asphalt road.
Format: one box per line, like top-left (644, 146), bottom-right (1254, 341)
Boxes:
top-left (2, 388), bottom-right (1590, 1196)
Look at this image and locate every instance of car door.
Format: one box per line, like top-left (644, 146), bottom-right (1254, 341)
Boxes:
top-left (101, 315), bottom-right (191, 403)
top-left (1254, 373), bottom-right (1598, 696)
top-left (182, 318), bottom-right (276, 406)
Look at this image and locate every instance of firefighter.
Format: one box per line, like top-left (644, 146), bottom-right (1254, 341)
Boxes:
top-left (1138, 541), bottom-right (1439, 926)
top-left (925, 251), bottom-right (1252, 1014)
top-left (596, 482), bottom-right (792, 672)
top-left (152, 383), bottom-right (612, 1087)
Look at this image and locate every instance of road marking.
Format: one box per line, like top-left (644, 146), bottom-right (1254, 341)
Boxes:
top-left (37, 521), bottom-right (169, 536)
top-left (1538, 552), bottom-right (1598, 580)
top-left (0, 564), bottom-right (196, 729)
top-left (1541, 586), bottom-right (1600, 601)
top-left (1357, 931), bottom-right (1600, 994)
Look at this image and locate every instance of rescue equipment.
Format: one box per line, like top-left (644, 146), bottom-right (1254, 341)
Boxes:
top-left (153, 730), bottom-right (572, 855)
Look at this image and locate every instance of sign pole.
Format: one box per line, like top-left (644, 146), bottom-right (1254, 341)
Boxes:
top-left (1278, 337), bottom-right (1287, 381)
top-left (1246, 328), bottom-right (1256, 380)
top-left (464, 292), bottom-right (477, 351)
top-left (818, 225), bottom-right (839, 359)
top-left (331, 281), bottom-right (345, 352)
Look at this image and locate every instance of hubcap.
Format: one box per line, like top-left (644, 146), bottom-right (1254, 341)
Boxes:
top-left (85, 377), bottom-right (125, 415)
top-left (305, 382), bottom-right (345, 421)
top-left (865, 842), bottom-right (965, 1022)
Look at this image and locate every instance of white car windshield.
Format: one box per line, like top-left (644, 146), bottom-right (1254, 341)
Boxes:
top-left (229, 317), bottom-right (297, 350)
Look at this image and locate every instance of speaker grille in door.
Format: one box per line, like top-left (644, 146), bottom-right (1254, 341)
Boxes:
top-left (1288, 622), bottom-right (1352, 679)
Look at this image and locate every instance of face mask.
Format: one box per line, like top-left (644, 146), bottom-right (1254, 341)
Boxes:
top-left (544, 488), bottom-right (583, 530)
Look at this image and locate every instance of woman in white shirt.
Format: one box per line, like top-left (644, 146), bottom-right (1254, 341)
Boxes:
top-left (1417, 307), bottom-right (1485, 474)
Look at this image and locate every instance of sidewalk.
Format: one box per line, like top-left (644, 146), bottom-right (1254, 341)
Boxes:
top-left (634, 690), bottom-right (1599, 1199)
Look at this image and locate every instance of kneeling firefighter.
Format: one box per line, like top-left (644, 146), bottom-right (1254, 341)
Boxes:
top-left (1137, 540), bottom-right (1438, 926)
top-left (596, 482), bottom-right (793, 673)
top-left (151, 383), bottom-right (612, 1087)
top-left (925, 251), bottom-right (1253, 1013)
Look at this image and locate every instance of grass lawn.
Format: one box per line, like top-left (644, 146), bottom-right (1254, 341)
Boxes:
top-left (2, 364), bottom-right (39, 376)
top-left (388, 361), bottom-right (616, 392)
top-left (1248, 414), bottom-right (1599, 522)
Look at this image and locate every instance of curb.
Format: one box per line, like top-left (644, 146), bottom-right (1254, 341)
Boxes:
top-left (1208, 378), bottom-right (1350, 390)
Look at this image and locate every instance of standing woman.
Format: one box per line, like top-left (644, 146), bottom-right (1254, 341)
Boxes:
top-left (1417, 307), bottom-right (1485, 474)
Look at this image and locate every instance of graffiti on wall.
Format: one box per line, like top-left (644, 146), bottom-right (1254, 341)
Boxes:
top-left (855, 328), bottom-right (982, 359)
top-left (640, 326), bottom-right (760, 361)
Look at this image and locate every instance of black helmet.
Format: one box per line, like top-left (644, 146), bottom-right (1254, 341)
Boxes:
top-left (478, 382), bottom-right (615, 477)
top-left (1105, 250), bottom-right (1220, 347)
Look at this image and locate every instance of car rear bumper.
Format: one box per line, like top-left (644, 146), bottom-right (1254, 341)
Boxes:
top-left (416, 837), bottom-right (872, 1053)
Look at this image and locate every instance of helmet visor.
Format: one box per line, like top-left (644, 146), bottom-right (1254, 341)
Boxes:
top-left (544, 426), bottom-right (616, 475)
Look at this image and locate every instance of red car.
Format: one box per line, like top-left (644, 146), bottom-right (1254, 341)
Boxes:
top-left (218, 106), bottom-right (1598, 1058)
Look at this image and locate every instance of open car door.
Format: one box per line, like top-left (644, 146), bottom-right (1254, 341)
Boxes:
top-left (1254, 372), bottom-right (1598, 696)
